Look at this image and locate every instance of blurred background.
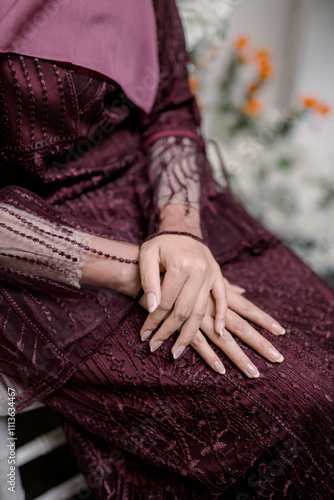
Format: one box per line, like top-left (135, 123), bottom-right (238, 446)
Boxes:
top-left (177, 0), bottom-right (334, 286)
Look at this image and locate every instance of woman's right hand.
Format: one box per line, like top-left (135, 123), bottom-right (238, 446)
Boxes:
top-left (139, 233), bottom-right (228, 359)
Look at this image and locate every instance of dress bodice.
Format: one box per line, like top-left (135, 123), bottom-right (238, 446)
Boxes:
top-left (0, 53), bottom-right (140, 189)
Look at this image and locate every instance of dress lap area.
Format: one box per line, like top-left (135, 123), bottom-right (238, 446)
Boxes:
top-left (43, 186), bottom-right (334, 500)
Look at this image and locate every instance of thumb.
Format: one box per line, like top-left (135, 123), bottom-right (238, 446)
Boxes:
top-left (139, 244), bottom-right (162, 313)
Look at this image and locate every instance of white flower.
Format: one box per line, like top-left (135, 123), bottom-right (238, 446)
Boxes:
top-left (176, 0), bottom-right (232, 54)
top-left (211, 132), bottom-right (334, 274)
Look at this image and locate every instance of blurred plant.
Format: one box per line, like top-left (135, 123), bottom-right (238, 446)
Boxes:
top-left (176, 3), bottom-right (334, 275)
top-left (211, 37), bottom-right (333, 275)
top-left (176, 0), bottom-right (233, 60)
top-left (176, 0), bottom-right (236, 109)
top-left (218, 36), bottom-right (331, 138)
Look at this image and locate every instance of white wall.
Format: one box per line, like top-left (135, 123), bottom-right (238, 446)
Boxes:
top-left (210, 0), bottom-right (334, 162)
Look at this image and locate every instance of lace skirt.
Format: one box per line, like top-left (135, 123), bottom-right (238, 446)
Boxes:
top-left (43, 188), bottom-right (334, 499)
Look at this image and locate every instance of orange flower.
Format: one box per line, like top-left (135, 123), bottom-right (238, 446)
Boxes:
top-left (248, 83), bottom-right (260, 94)
top-left (302, 96), bottom-right (319, 108)
top-left (255, 48), bottom-right (270, 61)
top-left (188, 74), bottom-right (200, 96)
top-left (243, 98), bottom-right (262, 116)
top-left (258, 59), bottom-right (273, 79)
top-left (317, 104), bottom-right (331, 116)
top-left (235, 36), bottom-right (248, 52)
top-left (300, 96), bottom-right (330, 116)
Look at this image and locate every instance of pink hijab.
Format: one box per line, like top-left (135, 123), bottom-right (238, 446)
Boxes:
top-left (0, 0), bottom-right (159, 113)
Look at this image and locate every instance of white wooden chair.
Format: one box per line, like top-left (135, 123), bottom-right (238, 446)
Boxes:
top-left (0, 377), bottom-right (88, 500)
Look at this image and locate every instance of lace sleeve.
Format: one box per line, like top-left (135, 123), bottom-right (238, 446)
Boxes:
top-left (139, 0), bottom-right (218, 232)
top-left (0, 203), bottom-right (94, 288)
top-left (148, 135), bottom-right (202, 215)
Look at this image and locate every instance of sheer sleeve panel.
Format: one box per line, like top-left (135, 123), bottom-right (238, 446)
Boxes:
top-left (139, 0), bottom-right (218, 233)
top-left (148, 135), bottom-right (201, 214)
top-left (0, 203), bottom-right (94, 288)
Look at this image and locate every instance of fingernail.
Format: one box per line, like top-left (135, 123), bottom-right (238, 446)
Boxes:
top-left (231, 285), bottom-right (246, 294)
top-left (268, 347), bottom-right (284, 363)
top-left (213, 360), bottom-right (226, 374)
top-left (272, 322), bottom-right (285, 335)
top-left (150, 340), bottom-right (163, 352)
top-left (173, 345), bottom-right (186, 360)
top-left (141, 330), bottom-right (152, 341)
top-left (147, 292), bottom-right (157, 313)
top-left (246, 363), bottom-right (260, 378)
top-left (219, 321), bottom-right (225, 336)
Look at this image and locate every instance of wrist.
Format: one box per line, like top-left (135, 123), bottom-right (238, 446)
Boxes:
top-left (80, 237), bottom-right (141, 298)
top-left (159, 203), bottom-right (202, 238)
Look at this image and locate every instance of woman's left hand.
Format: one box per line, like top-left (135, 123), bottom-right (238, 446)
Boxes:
top-left (186, 280), bottom-right (285, 378)
top-left (139, 279), bottom-right (286, 378)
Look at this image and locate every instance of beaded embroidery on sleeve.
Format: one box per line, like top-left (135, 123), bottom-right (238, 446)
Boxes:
top-left (148, 135), bottom-right (201, 215)
top-left (0, 203), bottom-right (95, 288)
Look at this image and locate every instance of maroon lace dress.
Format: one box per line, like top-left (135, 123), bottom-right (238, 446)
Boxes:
top-left (0, 1), bottom-right (333, 498)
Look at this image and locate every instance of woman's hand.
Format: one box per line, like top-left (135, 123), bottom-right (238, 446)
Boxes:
top-left (80, 236), bottom-right (142, 298)
top-left (139, 279), bottom-right (286, 378)
top-left (187, 280), bottom-right (285, 378)
top-left (139, 233), bottom-right (227, 359)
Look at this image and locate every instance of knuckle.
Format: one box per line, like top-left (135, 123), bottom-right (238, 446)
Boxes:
top-left (191, 333), bottom-right (205, 347)
top-left (234, 317), bottom-right (246, 333)
top-left (142, 279), bottom-right (156, 291)
top-left (174, 256), bottom-right (190, 272)
top-left (140, 273), bottom-right (156, 289)
top-left (238, 355), bottom-right (250, 366)
top-left (157, 305), bottom-right (171, 317)
top-left (240, 300), bottom-right (252, 314)
top-left (240, 325), bottom-right (253, 340)
top-left (195, 258), bottom-right (208, 274)
top-left (174, 309), bottom-right (190, 323)
top-left (156, 330), bottom-right (171, 341)
top-left (158, 298), bottom-right (174, 313)
top-left (260, 340), bottom-right (271, 351)
top-left (219, 330), bottom-right (232, 343)
top-left (193, 309), bottom-right (206, 322)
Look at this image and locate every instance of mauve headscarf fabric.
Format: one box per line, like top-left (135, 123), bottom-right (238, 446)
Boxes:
top-left (0, 0), bottom-right (159, 113)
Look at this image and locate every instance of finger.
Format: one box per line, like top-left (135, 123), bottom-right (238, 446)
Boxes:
top-left (226, 309), bottom-right (284, 361)
top-left (223, 278), bottom-right (246, 294)
top-left (190, 330), bottom-right (226, 374)
top-left (140, 268), bottom-right (188, 340)
top-left (148, 275), bottom-right (207, 354)
top-left (211, 274), bottom-right (227, 335)
top-left (226, 292), bottom-right (286, 336)
top-left (139, 243), bottom-right (161, 313)
top-left (201, 315), bottom-right (260, 378)
top-left (170, 282), bottom-right (211, 358)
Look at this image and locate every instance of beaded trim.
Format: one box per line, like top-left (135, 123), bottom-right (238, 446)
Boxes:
top-left (0, 252), bottom-right (71, 276)
top-left (0, 205), bottom-right (139, 266)
top-left (143, 230), bottom-right (207, 246)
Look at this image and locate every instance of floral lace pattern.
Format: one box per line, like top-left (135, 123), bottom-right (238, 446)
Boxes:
top-left (148, 135), bottom-right (201, 213)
